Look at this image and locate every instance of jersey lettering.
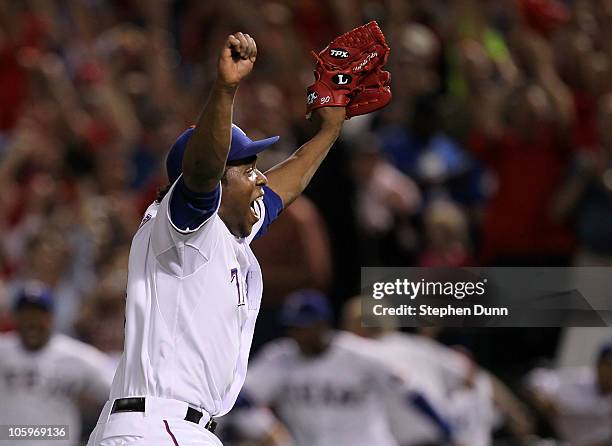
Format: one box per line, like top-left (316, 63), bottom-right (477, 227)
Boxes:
top-left (231, 268), bottom-right (246, 307)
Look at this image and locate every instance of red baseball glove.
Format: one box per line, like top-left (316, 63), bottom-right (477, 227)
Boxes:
top-left (305, 21), bottom-right (392, 119)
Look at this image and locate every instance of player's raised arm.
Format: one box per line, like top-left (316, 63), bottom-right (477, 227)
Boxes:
top-left (182, 32), bottom-right (257, 193)
top-left (264, 21), bottom-right (391, 206)
top-left (264, 107), bottom-right (345, 206)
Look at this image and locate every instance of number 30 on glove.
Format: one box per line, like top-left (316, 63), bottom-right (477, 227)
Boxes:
top-left (306, 21), bottom-right (392, 119)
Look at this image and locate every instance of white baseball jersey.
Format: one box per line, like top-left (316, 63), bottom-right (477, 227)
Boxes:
top-left (352, 332), bottom-right (495, 446)
top-left (244, 332), bottom-right (400, 446)
top-left (526, 366), bottom-right (612, 445)
top-left (0, 332), bottom-right (112, 446)
top-left (109, 178), bottom-right (269, 418)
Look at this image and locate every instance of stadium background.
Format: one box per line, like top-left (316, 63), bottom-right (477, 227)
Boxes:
top-left (0, 0), bottom-right (611, 444)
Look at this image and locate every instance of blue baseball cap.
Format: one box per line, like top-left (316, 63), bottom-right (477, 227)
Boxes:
top-left (280, 289), bottom-right (332, 327)
top-left (166, 125), bottom-right (279, 183)
top-left (13, 282), bottom-right (54, 312)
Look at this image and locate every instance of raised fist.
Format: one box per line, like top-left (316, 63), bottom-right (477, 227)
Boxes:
top-left (217, 32), bottom-right (257, 88)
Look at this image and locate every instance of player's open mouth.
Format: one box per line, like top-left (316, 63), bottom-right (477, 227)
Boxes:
top-left (249, 192), bottom-right (264, 221)
top-left (250, 200), bottom-right (259, 220)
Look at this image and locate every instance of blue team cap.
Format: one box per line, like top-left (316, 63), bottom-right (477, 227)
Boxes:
top-left (280, 289), bottom-right (332, 327)
top-left (166, 125), bottom-right (279, 183)
top-left (13, 281), bottom-right (54, 312)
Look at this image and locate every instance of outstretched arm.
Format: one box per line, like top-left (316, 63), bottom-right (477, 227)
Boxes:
top-left (406, 391), bottom-right (454, 443)
top-left (264, 107), bottom-right (346, 206)
top-left (182, 32), bottom-right (257, 193)
top-left (488, 372), bottom-right (534, 438)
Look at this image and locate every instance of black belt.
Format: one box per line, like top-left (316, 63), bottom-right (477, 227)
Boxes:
top-left (111, 397), bottom-right (217, 433)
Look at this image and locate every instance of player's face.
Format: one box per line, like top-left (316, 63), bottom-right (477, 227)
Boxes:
top-left (219, 160), bottom-right (267, 238)
top-left (14, 304), bottom-right (53, 351)
top-left (597, 358), bottom-right (612, 394)
top-left (288, 322), bottom-right (330, 357)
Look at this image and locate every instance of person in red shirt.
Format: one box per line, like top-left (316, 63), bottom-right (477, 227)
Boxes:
top-left (469, 29), bottom-right (575, 266)
top-left (471, 82), bottom-right (574, 265)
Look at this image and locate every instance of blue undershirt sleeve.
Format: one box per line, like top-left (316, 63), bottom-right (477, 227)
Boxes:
top-left (169, 176), bottom-right (221, 232)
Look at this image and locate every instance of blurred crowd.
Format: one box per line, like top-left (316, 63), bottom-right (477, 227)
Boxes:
top-left (1, 0), bottom-right (612, 445)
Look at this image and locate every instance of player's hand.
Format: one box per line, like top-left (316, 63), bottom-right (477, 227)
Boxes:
top-left (217, 32), bottom-right (257, 88)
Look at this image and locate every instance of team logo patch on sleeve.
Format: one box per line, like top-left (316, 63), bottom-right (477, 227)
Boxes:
top-left (138, 214), bottom-right (152, 229)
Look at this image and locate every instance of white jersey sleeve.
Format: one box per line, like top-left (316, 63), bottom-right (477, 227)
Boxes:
top-left (147, 177), bottom-right (221, 277)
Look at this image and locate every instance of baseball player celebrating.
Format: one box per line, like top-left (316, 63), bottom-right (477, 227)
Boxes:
top-left (88, 22), bottom-right (392, 446)
top-left (0, 282), bottom-right (112, 446)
